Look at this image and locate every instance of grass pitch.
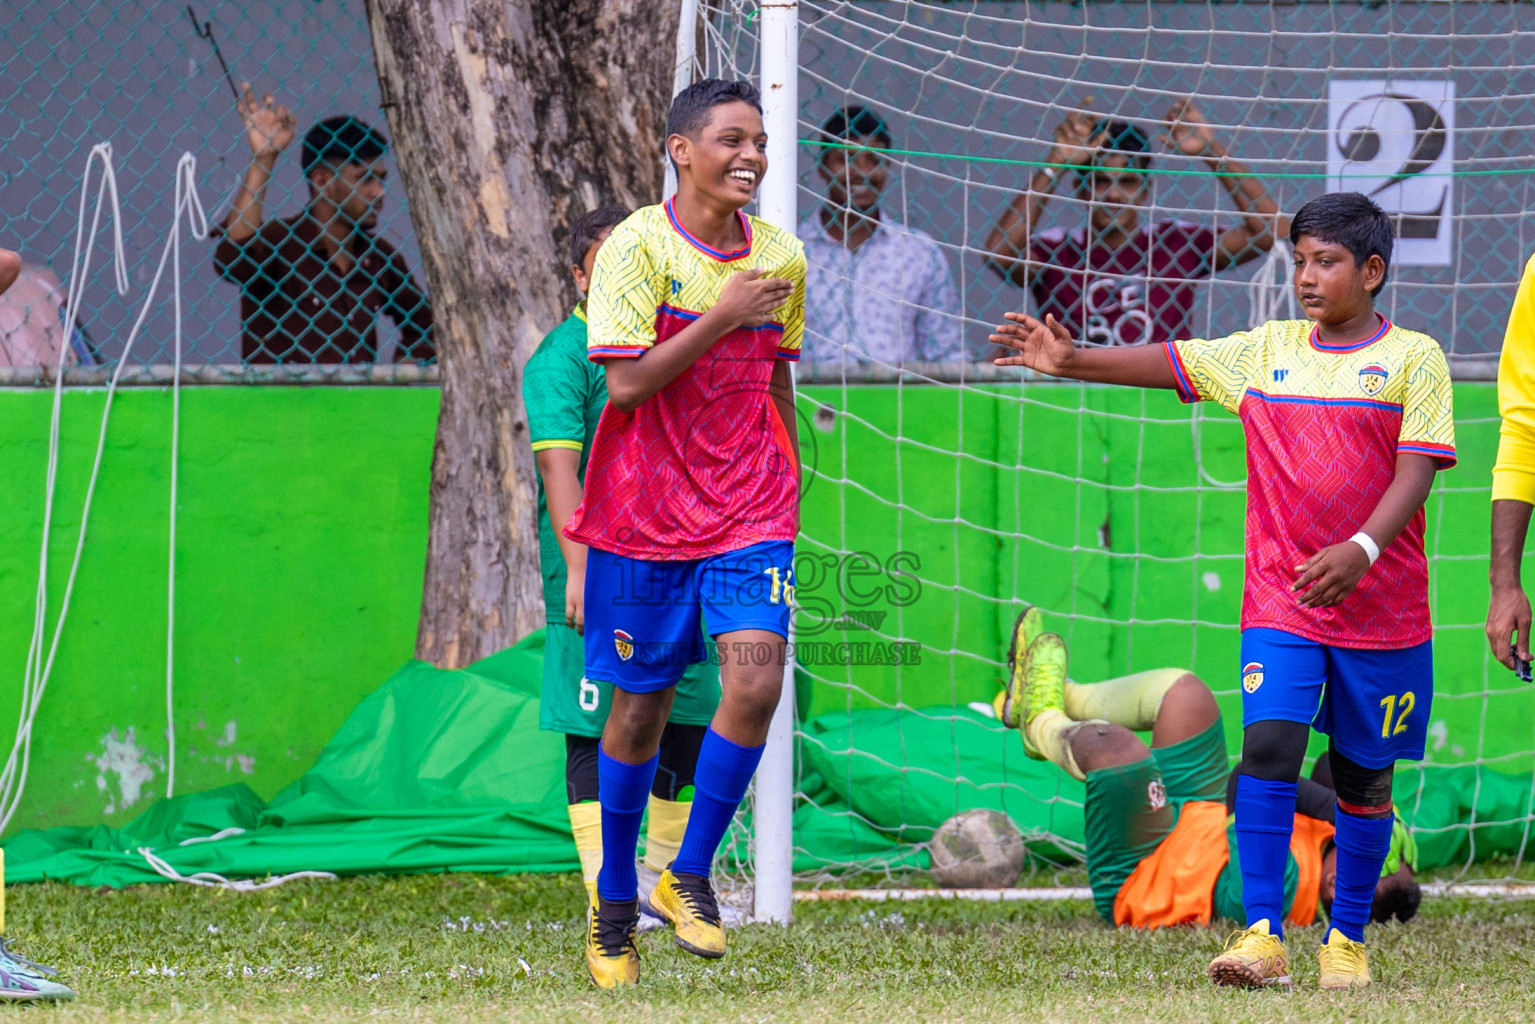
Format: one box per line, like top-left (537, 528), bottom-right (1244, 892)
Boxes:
top-left (5, 872), bottom-right (1533, 1023)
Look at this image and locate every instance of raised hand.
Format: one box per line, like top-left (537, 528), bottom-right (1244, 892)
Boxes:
top-left (1162, 98), bottom-right (1218, 158)
top-left (990, 312), bottom-right (1078, 375)
top-left (1049, 99), bottom-right (1098, 169)
top-left (238, 82), bottom-right (296, 160)
top-left (716, 268), bottom-right (795, 329)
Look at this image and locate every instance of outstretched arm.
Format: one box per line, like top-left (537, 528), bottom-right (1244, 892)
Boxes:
top-left (1291, 453), bottom-right (1439, 608)
top-left (991, 311), bottom-right (1178, 390)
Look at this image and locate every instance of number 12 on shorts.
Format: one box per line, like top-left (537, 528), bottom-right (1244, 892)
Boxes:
top-left (1379, 691), bottom-right (1415, 738)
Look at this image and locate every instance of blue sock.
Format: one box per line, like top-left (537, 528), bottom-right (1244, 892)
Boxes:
top-left (595, 747), bottom-right (659, 903)
top-left (1331, 808), bottom-right (1394, 943)
top-left (670, 729), bottom-right (764, 877)
top-left (1234, 774), bottom-right (1298, 938)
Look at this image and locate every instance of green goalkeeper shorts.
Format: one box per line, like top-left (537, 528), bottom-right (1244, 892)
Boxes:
top-left (539, 620), bottom-right (721, 737)
top-left (1082, 720), bottom-right (1228, 922)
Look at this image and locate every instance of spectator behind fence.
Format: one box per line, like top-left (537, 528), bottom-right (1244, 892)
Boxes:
top-left (984, 100), bottom-right (1285, 347)
top-left (213, 85), bottom-right (434, 364)
top-left (0, 260), bottom-right (100, 368)
top-left (797, 106), bottom-right (962, 366)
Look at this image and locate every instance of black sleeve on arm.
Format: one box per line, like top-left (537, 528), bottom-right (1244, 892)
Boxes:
top-left (1294, 777), bottom-right (1337, 824)
top-left (1226, 765), bottom-right (1336, 823)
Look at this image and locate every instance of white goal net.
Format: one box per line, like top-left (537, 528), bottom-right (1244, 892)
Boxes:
top-left (695, 0), bottom-right (1535, 899)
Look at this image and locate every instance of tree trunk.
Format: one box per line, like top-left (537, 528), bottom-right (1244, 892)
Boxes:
top-left (364, 0), bottom-right (680, 667)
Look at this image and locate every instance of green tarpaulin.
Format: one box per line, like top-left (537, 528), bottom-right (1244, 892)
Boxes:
top-left (6, 633), bottom-right (1534, 886)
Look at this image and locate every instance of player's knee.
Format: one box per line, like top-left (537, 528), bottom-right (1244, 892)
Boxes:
top-left (1330, 746), bottom-right (1394, 817)
top-left (1238, 719), bottom-right (1309, 783)
top-left (603, 688), bottom-right (672, 757)
top-left (1068, 722), bottom-right (1147, 774)
top-left (1162, 673), bottom-right (1218, 725)
top-left (722, 665), bottom-right (783, 722)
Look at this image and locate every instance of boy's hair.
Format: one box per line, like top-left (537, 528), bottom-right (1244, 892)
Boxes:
top-left (818, 105), bottom-right (892, 151)
top-left (303, 116), bottom-right (389, 178)
top-left (1083, 119), bottom-right (1152, 178)
top-left (1322, 872), bottom-right (1422, 926)
top-left (568, 206), bottom-right (631, 267)
top-left (1289, 192), bottom-right (1395, 297)
top-left (666, 79), bottom-right (763, 144)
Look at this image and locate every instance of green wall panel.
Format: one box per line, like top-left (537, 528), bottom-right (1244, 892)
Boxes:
top-left (0, 381), bottom-right (1516, 834)
top-left (0, 387), bottom-right (435, 835)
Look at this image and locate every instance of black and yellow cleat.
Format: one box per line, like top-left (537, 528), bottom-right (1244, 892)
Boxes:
top-left (584, 895), bottom-right (641, 989)
top-left (649, 868), bottom-right (726, 959)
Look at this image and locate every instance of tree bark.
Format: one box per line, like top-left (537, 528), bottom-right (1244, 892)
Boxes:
top-left (364, 0), bottom-right (680, 668)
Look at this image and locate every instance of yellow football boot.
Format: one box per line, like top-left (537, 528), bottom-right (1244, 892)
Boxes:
top-left (997, 606), bottom-right (1046, 728)
top-left (649, 868), bottom-right (726, 959)
top-left (1207, 919), bottom-right (1293, 989)
top-left (584, 896), bottom-right (640, 989)
top-left (1015, 633), bottom-right (1068, 760)
top-left (1317, 929), bottom-right (1371, 990)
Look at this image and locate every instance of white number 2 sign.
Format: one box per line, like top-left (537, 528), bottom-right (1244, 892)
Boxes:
top-left (1328, 79), bottom-right (1455, 267)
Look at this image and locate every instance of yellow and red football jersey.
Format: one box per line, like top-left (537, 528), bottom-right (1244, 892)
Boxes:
top-left (1166, 317), bottom-right (1455, 649)
top-left (567, 199), bottom-right (806, 561)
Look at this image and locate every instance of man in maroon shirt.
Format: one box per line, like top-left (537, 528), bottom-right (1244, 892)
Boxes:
top-left (213, 85), bottom-right (434, 364)
top-left (985, 100), bottom-right (1286, 347)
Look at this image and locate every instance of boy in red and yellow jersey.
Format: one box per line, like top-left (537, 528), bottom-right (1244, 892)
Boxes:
top-left (994, 192), bottom-right (1451, 990)
top-left (570, 79), bottom-right (806, 989)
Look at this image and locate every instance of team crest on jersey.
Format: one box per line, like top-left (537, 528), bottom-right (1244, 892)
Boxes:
top-left (613, 629), bottom-right (635, 662)
top-left (1358, 364), bottom-right (1389, 396)
top-left (1242, 661), bottom-right (1264, 694)
top-left (1147, 779), bottom-right (1168, 811)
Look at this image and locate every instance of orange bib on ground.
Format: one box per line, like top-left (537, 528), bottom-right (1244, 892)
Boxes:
top-left (1113, 800), bottom-right (1228, 928)
top-left (1113, 801), bottom-right (1336, 929)
top-left (1285, 815), bottom-right (1335, 927)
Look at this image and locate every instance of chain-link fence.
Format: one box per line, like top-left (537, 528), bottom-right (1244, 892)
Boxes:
top-left (708, 0), bottom-right (1535, 376)
top-left (4, 0), bottom-right (430, 375)
top-left (7, 2), bottom-right (1533, 378)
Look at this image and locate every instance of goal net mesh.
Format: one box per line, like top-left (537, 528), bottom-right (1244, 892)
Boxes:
top-left (701, 0), bottom-right (1535, 888)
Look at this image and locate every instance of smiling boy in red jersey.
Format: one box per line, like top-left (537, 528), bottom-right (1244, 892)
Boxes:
top-left (992, 192), bottom-right (1454, 991)
top-left (565, 79), bottom-right (806, 988)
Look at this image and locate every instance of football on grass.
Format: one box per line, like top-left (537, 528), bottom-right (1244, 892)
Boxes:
top-left (928, 809), bottom-right (1025, 888)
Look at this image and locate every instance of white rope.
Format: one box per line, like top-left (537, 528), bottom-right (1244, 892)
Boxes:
top-left (1247, 240), bottom-right (1297, 326)
top-left (165, 154), bottom-right (210, 798)
top-left (0, 145), bottom-right (127, 835)
top-left (0, 149), bottom-right (206, 833)
top-left (135, 845), bottom-right (337, 892)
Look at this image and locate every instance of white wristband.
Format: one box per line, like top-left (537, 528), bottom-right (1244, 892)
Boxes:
top-left (1348, 531), bottom-right (1380, 567)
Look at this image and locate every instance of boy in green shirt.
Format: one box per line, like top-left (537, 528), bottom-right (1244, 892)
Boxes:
top-left (523, 207), bottom-right (722, 908)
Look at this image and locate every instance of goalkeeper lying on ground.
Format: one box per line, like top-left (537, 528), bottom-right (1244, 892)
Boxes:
top-left (996, 608), bottom-right (1420, 934)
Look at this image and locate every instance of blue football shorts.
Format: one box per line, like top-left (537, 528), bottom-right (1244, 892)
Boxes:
top-left (583, 539), bottom-right (795, 694)
top-left (1238, 627), bottom-right (1433, 769)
